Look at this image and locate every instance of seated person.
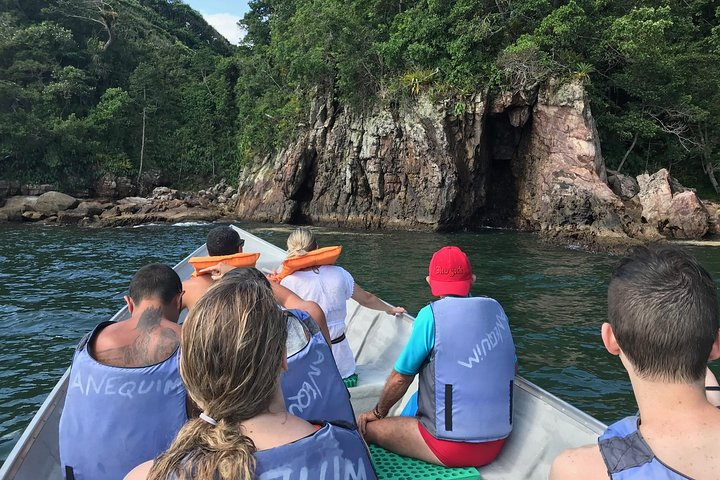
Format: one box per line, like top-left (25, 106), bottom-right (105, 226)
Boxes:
top-left (358, 246), bottom-right (515, 468)
top-left (125, 275), bottom-right (377, 480)
top-left (220, 267), bottom-right (356, 426)
top-left (182, 225), bottom-right (246, 310)
top-left (59, 264), bottom-right (188, 480)
top-left (280, 227), bottom-right (406, 386)
top-left (185, 226), bottom-right (331, 343)
top-left (551, 247), bottom-right (720, 479)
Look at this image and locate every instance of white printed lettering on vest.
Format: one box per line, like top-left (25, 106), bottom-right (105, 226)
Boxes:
top-left (286, 350), bottom-right (324, 415)
top-left (457, 315), bottom-right (508, 369)
top-left (69, 372), bottom-right (180, 397)
top-left (258, 457), bottom-right (367, 480)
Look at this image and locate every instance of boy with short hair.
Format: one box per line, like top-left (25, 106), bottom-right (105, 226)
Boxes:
top-left (551, 246), bottom-right (720, 479)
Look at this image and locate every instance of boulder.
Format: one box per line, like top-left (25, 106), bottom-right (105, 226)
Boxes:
top-left (100, 206), bottom-right (120, 219)
top-left (608, 172), bottom-right (639, 199)
top-left (57, 211), bottom-right (86, 225)
top-left (0, 196), bottom-right (39, 221)
top-left (665, 191), bottom-right (709, 239)
top-left (73, 201), bottom-right (109, 217)
top-left (636, 169), bottom-right (673, 225)
top-left (34, 191), bottom-right (78, 215)
top-left (22, 211), bottom-right (44, 221)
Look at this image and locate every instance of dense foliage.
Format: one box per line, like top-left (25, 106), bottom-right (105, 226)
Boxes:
top-left (3, 0), bottom-right (720, 193)
top-left (0, 0), bottom-right (236, 190)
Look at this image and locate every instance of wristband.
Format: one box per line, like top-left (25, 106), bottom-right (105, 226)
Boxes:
top-left (372, 404), bottom-right (386, 420)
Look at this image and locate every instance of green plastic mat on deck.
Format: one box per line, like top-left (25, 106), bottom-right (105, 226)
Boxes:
top-left (369, 444), bottom-right (481, 480)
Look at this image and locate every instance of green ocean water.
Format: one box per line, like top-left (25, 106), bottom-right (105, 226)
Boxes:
top-left (1, 222), bottom-right (719, 462)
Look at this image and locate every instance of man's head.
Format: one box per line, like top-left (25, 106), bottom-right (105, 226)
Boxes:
top-left (221, 267), bottom-right (271, 288)
top-left (127, 264), bottom-right (183, 319)
top-left (426, 246), bottom-right (475, 297)
top-left (605, 246), bottom-right (720, 383)
top-left (207, 226), bottom-right (244, 256)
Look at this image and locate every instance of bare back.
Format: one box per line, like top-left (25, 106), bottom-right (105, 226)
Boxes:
top-left (92, 307), bottom-right (181, 368)
top-left (182, 275), bottom-right (214, 311)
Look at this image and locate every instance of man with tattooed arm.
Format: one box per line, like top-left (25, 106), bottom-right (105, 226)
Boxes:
top-left (59, 264), bottom-right (189, 480)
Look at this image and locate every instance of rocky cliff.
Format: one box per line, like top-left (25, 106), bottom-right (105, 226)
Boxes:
top-left (231, 79), bottom-right (704, 246)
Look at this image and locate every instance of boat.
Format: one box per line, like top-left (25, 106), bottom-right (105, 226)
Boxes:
top-left (0, 225), bottom-right (606, 480)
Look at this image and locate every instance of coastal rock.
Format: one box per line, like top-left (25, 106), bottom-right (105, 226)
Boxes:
top-left (0, 196), bottom-right (39, 221)
top-left (95, 173), bottom-right (134, 199)
top-left (665, 191), bottom-right (709, 239)
top-left (22, 211), bottom-right (44, 221)
top-left (635, 169), bottom-right (709, 239)
top-left (233, 78), bottom-right (630, 246)
top-left (607, 172), bottom-right (639, 199)
top-left (637, 169), bottom-right (673, 225)
top-left (509, 78), bottom-right (626, 244)
top-left (34, 191), bottom-right (78, 215)
top-left (21, 184), bottom-right (54, 196)
top-left (73, 201), bottom-right (109, 217)
top-left (57, 211), bottom-right (87, 225)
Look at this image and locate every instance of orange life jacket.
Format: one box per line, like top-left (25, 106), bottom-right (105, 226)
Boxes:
top-left (271, 246), bottom-right (342, 282)
top-left (188, 252), bottom-right (260, 277)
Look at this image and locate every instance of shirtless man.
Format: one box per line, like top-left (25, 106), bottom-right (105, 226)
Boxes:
top-left (59, 264), bottom-right (188, 480)
top-left (182, 225), bottom-right (243, 310)
top-left (550, 246), bottom-right (720, 480)
top-left (184, 226), bottom-right (331, 342)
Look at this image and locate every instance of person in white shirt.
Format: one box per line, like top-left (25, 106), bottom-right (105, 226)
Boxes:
top-left (280, 227), bottom-right (405, 385)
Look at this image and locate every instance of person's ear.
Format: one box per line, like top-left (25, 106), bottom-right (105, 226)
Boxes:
top-left (425, 276), bottom-right (431, 286)
top-left (175, 291), bottom-right (184, 311)
top-left (708, 329), bottom-right (720, 361)
top-left (471, 274), bottom-right (477, 283)
top-left (124, 295), bottom-right (135, 314)
top-left (601, 323), bottom-right (621, 356)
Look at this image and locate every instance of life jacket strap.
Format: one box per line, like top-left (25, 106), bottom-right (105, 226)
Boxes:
top-left (331, 333), bottom-right (346, 345)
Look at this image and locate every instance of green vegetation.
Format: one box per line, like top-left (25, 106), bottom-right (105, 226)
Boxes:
top-left (3, 0), bottom-right (720, 194)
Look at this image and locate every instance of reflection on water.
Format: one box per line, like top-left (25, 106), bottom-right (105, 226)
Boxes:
top-left (1, 222), bottom-right (719, 461)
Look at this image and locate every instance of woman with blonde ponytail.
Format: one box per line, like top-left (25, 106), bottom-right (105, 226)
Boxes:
top-left (281, 227), bottom-right (406, 387)
top-left (125, 277), bottom-right (376, 480)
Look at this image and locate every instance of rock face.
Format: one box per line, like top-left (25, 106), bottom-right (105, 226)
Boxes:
top-left (237, 93), bottom-right (491, 229)
top-left (635, 169), bottom-right (709, 239)
top-left (235, 79), bottom-right (635, 246)
top-left (34, 191), bottom-right (78, 215)
top-left (512, 79), bottom-right (627, 244)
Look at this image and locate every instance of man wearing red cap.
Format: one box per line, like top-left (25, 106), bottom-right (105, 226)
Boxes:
top-left (358, 246), bottom-right (516, 467)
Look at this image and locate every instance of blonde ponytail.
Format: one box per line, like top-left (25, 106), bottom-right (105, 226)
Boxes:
top-left (147, 279), bottom-right (286, 480)
top-left (286, 227), bottom-right (318, 258)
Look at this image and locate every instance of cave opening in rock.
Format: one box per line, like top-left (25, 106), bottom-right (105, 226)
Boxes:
top-left (480, 109), bottom-right (527, 228)
top-left (288, 162), bottom-right (316, 225)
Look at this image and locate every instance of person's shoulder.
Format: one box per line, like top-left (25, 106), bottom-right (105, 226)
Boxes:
top-left (550, 443), bottom-right (607, 480)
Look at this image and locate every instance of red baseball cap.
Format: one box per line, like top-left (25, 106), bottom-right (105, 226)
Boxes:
top-left (428, 246), bottom-right (473, 297)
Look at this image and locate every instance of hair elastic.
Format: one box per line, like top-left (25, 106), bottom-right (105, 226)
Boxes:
top-left (199, 412), bottom-right (218, 426)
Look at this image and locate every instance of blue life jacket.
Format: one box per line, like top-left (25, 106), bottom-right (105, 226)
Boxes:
top-left (59, 321), bottom-right (188, 480)
top-left (170, 422), bottom-right (376, 480)
top-left (599, 416), bottom-right (691, 479)
top-left (281, 309), bottom-right (356, 427)
top-left (417, 297), bottom-right (515, 442)
top-left (255, 423), bottom-right (376, 479)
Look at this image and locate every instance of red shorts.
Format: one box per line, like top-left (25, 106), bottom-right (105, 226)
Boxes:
top-left (417, 422), bottom-right (506, 467)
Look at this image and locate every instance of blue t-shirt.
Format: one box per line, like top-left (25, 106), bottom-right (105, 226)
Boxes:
top-left (394, 304), bottom-right (435, 375)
